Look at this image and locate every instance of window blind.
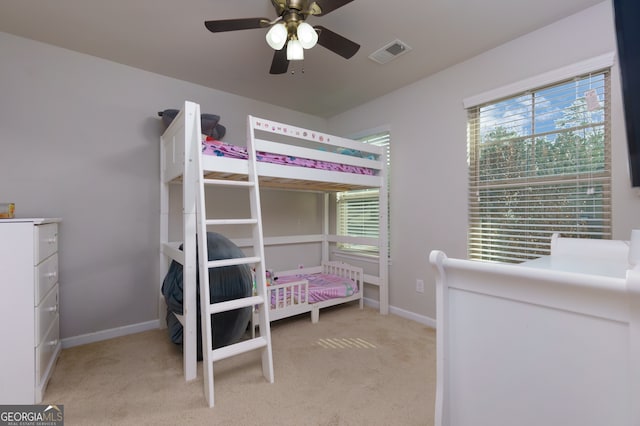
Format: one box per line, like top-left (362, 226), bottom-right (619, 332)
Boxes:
top-left (337, 131), bottom-right (390, 253)
top-left (467, 70), bottom-right (611, 263)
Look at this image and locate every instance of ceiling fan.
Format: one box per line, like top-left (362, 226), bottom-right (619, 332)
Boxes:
top-left (204, 0), bottom-right (360, 74)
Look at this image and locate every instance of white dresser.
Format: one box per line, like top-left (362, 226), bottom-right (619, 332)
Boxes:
top-left (0, 218), bottom-right (61, 404)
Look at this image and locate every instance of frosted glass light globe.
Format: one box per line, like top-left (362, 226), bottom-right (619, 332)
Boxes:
top-left (266, 23), bottom-right (287, 50)
top-left (287, 39), bottom-right (304, 60)
top-left (297, 22), bottom-right (318, 49)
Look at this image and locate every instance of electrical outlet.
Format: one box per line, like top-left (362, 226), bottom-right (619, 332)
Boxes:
top-left (416, 279), bottom-right (425, 293)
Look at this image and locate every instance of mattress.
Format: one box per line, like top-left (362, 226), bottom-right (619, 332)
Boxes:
top-left (201, 137), bottom-right (375, 175)
top-left (275, 272), bottom-right (359, 304)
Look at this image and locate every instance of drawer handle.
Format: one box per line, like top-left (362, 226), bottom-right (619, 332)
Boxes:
top-left (47, 237), bottom-right (57, 244)
top-left (46, 271), bottom-right (57, 279)
top-left (46, 339), bottom-right (59, 347)
top-left (45, 306), bottom-right (58, 313)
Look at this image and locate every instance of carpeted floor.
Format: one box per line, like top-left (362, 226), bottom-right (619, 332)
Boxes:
top-left (44, 304), bottom-right (437, 425)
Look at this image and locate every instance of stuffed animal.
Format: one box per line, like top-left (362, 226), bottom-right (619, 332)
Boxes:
top-left (158, 109), bottom-right (226, 140)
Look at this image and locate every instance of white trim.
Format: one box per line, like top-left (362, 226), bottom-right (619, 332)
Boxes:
top-left (61, 319), bottom-right (161, 349)
top-left (390, 304), bottom-right (437, 328)
top-left (463, 52), bottom-right (615, 108)
top-left (60, 303), bottom-right (434, 349)
top-left (363, 297), bottom-right (437, 328)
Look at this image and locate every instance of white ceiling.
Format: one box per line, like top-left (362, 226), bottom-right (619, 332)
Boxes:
top-left (0, 0), bottom-right (605, 117)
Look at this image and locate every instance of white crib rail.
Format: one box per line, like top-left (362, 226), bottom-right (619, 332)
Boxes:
top-left (267, 279), bottom-right (311, 322)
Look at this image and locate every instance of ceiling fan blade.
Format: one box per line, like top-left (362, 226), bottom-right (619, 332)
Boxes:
top-left (315, 26), bottom-right (360, 59)
top-left (204, 18), bottom-right (270, 33)
top-left (269, 48), bottom-right (289, 74)
top-left (313, 0), bottom-right (355, 16)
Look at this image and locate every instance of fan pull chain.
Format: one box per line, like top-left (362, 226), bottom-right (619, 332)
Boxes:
top-left (290, 61), bottom-right (305, 75)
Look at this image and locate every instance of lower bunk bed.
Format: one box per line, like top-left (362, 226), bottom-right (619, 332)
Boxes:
top-left (162, 240), bottom-right (363, 345)
top-left (256, 261), bottom-right (363, 330)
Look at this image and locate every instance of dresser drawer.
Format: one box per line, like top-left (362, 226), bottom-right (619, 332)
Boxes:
top-left (35, 223), bottom-right (58, 265)
top-left (35, 285), bottom-right (58, 346)
top-left (35, 253), bottom-right (58, 305)
top-left (36, 314), bottom-right (59, 386)
top-left (0, 218), bottom-right (61, 404)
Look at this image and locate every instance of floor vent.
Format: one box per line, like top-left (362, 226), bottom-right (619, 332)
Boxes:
top-left (369, 39), bottom-right (412, 64)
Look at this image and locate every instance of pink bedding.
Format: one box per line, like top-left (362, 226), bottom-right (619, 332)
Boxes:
top-left (201, 138), bottom-right (375, 175)
top-left (274, 272), bottom-right (359, 304)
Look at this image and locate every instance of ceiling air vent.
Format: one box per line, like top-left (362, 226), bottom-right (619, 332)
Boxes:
top-left (368, 39), bottom-right (413, 64)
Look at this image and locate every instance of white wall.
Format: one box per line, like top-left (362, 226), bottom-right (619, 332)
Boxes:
top-left (2, 1), bottom-right (638, 341)
top-left (328, 1), bottom-right (640, 321)
top-left (0, 31), bottom-right (327, 340)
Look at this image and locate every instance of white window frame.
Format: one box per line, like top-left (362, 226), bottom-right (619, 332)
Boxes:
top-left (336, 131), bottom-right (390, 257)
top-left (465, 55), bottom-right (614, 263)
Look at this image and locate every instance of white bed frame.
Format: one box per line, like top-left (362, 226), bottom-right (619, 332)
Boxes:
top-left (160, 101), bottom-right (388, 382)
top-left (269, 260), bottom-right (364, 323)
top-left (250, 261), bottom-right (364, 337)
top-left (430, 234), bottom-right (640, 426)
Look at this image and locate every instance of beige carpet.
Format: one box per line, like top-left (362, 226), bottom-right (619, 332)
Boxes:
top-left (44, 304), bottom-right (437, 425)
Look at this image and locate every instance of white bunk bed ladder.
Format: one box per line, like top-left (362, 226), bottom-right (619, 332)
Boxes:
top-left (195, 115), bottom-right (274, 408)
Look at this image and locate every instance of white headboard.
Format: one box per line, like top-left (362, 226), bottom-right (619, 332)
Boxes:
top-left (430, 249), bottom-right (640, 426)
top-left (550, 232), bottom-right (629, 261)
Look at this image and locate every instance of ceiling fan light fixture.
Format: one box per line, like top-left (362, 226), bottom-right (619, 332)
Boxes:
top-left (297, 22), bottom-right (318, 49)
top-left (204, 0), bottom-right (361, 74)
top-left (287, 38), bottom-right (304, 60)
top-left (265, 23), bottom-right (287, 50)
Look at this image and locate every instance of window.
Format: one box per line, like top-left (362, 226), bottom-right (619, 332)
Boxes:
top-left (467, 70), bottom-right (611, 263)
top-left (337, 131), bottom-right (390, 255)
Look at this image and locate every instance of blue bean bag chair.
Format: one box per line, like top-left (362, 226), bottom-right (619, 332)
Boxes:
top-left (162, 232), bottom-right (252, 359)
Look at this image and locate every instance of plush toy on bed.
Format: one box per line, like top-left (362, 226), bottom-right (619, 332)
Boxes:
top-left (161, 232), bottom-right (252, 360)
top-left (158, 108), bottom-right (226, 140)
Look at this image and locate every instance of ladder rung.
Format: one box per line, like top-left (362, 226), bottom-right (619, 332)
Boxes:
top-left (203, 178), bottom-right (255, 188)
top-left (207, 256), bottom-right (261, 268)
top-left (210, 336), bottom-right (269, 363)
top-left (207, 295), bottom-right (265, 315)
top-left (205, 218), bottom-right (258, 226)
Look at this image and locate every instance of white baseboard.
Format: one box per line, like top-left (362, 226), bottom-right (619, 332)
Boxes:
top-left (61, 319), bottom-right (161, 349)
top-left (363, 297), bottom-right (437, 329)
top-left (62, 300), bottom-right (435, 349)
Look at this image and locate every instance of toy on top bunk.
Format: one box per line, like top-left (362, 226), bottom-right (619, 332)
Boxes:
top-left (158, 108), bottom-right (227, 140)
top-left (316, 146), bottom-right (378, 160)
top-left (335, 147), bottom-right (377, 160)
top-left (161, 232), bottom-right (252, 360)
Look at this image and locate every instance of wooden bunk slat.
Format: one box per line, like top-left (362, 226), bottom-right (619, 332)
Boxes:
top-left (178, 171), bottom-right (379, 191)
top-left (196, 170), bottom-right (381, 192)
top-left (161, 242), bottom-right (184, 264)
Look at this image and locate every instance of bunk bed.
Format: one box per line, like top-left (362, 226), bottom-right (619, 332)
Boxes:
top-left (429, 233), bottom-right (640, 426)
top-left (160, 101), bottom-right (388, 384)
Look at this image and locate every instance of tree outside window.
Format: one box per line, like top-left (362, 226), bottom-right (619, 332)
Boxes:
top-left (468, 71), bottom-right (611, 263)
